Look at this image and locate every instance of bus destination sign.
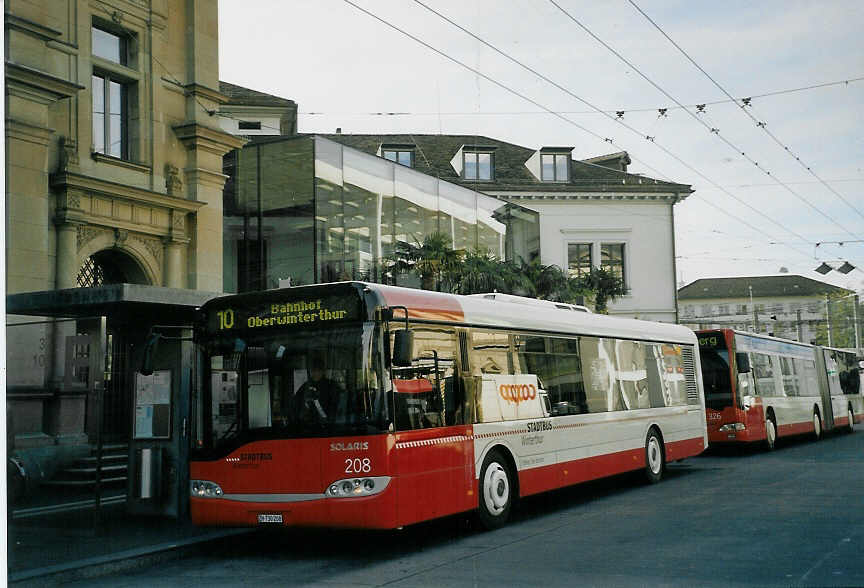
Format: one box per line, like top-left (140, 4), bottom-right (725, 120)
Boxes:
top-left (697, 331), bottom-right (724, 349)
top-left (208, 294), bottom-right (362, 332)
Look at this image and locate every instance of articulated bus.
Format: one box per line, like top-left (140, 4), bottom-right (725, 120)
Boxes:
top-left (697, 329), bottom-right (863, 450)
top-left (190, 282), bottom-right (707, 530)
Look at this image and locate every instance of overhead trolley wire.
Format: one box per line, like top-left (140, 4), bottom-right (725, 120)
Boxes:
top-left (341, 0), bottom-right (675, 183)
top-left (544, 0), bottom-right (860, 264)
top-left (387, 0), bottom-right (819, 263)
top-left (627, 0), bottom-right (864, 226)
top-left (299, 76), bottom-right (864, 117)
top-left (620, 0), bottom-right (864, 241)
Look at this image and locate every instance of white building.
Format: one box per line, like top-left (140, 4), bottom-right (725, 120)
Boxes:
top-left (678, 275), bottom-right (855, 345)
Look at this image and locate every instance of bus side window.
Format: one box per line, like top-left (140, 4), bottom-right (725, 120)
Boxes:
top-left (390, 326), bottom-right (461, 430)
top-left (752, 353), bottom-right (776, 397)
top-left (580, 337), bottom-right (615, 413)
top-left (517, 336), bottom-right (586, 416)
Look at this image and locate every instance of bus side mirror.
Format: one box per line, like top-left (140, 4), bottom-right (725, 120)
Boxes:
top-left (735, 352), bottom-right (751, 374)
top-left (140, 333), bottom-right (162, 376)
top-left (392, 330), bottom-right (414, 367)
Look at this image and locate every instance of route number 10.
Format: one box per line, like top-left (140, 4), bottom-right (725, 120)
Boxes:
top-left (217, 309), bottom-right (235, 330)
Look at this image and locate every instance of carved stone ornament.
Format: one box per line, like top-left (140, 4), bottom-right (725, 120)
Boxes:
top-left (58, 136), bottom-right (79, 172)
top-left (172, 211), bottom-right (185, 230)
top-left (114, 228), bottom-right (129, 246)
top-left (77, 225), bottom-right (107, 250)
top-left (65, 189), bottom-right (83, 210)
top-left (164, 163), bottom-right (183, 196)
top-left (132, 234), bottom-right (164, 264)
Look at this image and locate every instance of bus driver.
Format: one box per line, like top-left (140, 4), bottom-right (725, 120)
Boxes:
top-left (293, 355), bottom-right (342, 422)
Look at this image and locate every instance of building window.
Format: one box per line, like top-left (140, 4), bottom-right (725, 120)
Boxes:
top-left (541, 153), bottom-right (569, 182)
top-left (91, 22), bottom-right (135, 160)
top-left (463, 151), bottom-right (493, 181)
top-left (600, 243), bottom-right (626, 289)
top-left (567, 243), bottom-right (592, 278)
top-left (92, 73), bottom-right (128, 158)
top-left (383, 150), bottom-right (414, 167)
top-left (92, 25), bottom-right (128, 65)
top-left (238, 120), bottom-right (262, 130)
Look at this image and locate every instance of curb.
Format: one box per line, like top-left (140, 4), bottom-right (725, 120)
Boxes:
top-left (9, 528), bottom-right (251, 586)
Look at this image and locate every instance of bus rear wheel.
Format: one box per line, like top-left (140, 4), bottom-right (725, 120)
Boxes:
top-left (644, 428), bottom-right (664, 484)
top-left (478, 449), bottom-right (514, 530)
top-left (847, 408), bottom-right (855, 434)
top-left (765, 414), bottom-right (777, 451)
top-left (812, 411), bottom-right (822, 441)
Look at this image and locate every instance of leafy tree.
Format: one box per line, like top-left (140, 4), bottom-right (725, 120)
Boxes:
top-left (812, 293), bottom-right (861, 347)
top-left (449, 251), bottom-right (531, 295)
top-left (516, 259), bottom-right (583, 303)
top-left (386, 232), bottom-right (464, 291)
top-left (574, 266), bottom-right (627, 313)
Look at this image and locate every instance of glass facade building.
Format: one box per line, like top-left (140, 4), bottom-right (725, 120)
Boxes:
top-left (222, 136), bottom-right (540, 293)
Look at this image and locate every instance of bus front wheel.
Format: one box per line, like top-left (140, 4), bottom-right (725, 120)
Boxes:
top-left (846, 408), bottom-right (855, 434)
top-left (478, 449), bottom-right (513, 530)
top-left (644, 428), bottom-right (665, 484)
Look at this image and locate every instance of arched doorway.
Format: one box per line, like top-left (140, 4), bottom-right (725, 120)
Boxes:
top-left (74, 248), bottom-right (150, 444)
top-left (76, 249), bottom-right (150, 287)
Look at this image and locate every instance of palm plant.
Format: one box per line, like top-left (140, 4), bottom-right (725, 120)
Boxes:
top-left (386, 232), bottom-right (464, 291)
top-left (517, 259), bottom-right (579, 302)
top-left (575, 266), bottom-right (627, 313)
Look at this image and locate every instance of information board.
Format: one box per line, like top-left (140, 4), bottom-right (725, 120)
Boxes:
top-left (134, 370), bottom-right (172, 439)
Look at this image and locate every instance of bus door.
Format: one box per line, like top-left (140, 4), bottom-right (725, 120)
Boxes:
top-left (388, 324), bottom-right (473, 525)
top-left (817, 348), bottom-right (842, 430)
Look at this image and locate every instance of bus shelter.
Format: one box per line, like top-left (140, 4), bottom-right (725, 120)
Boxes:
top-left (6, 284), bottom-right (218, 527)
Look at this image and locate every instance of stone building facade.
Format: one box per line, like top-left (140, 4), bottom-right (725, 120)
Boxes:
top-left (5, 0), bottom-right (242, 456)
top-left (6, 0), bottom-right (244, 296)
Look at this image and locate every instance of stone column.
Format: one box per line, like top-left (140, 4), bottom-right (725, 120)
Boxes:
top-left (163, 238), bottom-right (187, 288)
top-left (55, 221), bottom-right (81, 289)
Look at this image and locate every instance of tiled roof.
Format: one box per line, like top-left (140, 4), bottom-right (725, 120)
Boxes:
top-left (219, 81), bottom-right (296, 107)
top-left (677, 275), bottom-right (851, 300)
top-left (312, 133), bottom-right (691, 194)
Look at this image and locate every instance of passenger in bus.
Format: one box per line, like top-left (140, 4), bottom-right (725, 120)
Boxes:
top-left (292, 355), bottom-right (343, 422)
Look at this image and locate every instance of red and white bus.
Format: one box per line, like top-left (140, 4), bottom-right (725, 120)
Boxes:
top-left (697, 329), bottom-right (863, 449)
top-left (189, 282), bottom-right (707, 529)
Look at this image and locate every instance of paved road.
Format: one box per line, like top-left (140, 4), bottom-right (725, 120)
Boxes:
top-left (71, 430), bottom-right (864, 587)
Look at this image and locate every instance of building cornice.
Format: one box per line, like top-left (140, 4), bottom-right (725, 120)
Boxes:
top-left (50, 171), bottom-right (206, 213)
top-left (5, 62), bottom-right (84, 102)
top-left (184, 83), bottom-right (231, 106)
top-left (4, 14), bottom-right (63, 41)
top-left (489, 191), bottom-right (685, 202)
top-left (172, 122), bottom-right (248, 156)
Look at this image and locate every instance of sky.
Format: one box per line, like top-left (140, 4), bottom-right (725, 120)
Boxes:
top-left (218, 0), bottom-right (864, 292)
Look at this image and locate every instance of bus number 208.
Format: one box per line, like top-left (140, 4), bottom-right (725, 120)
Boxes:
top-left (345, 458), bottom-right (371, 474)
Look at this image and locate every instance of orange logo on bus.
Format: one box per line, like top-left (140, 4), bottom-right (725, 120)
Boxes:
top-left (499, 383), bottom-right (537, 404)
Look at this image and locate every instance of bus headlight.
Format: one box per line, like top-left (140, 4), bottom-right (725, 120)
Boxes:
top-left (718, 423), bottom-right (746, 432)
top-left (326, 476), bottom-right (390, 498)
top-left (191, 480), bottom-right (224, 498)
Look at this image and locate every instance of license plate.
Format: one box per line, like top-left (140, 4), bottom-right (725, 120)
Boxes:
top-left (257, 513), bottom-right (283, 524)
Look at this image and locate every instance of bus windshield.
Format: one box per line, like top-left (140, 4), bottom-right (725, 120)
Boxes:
top-left (700, 348), bottom-right (733, 410)
top-left (197, 323), bottom-right (386, 454)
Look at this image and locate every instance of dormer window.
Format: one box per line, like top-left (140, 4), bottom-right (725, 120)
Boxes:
top-left (540, 152), bottom-right (570, 182)
top-left (383, 149), bottom-right (414, 167)
top-left (463, 151), bottom-right (493, 181)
